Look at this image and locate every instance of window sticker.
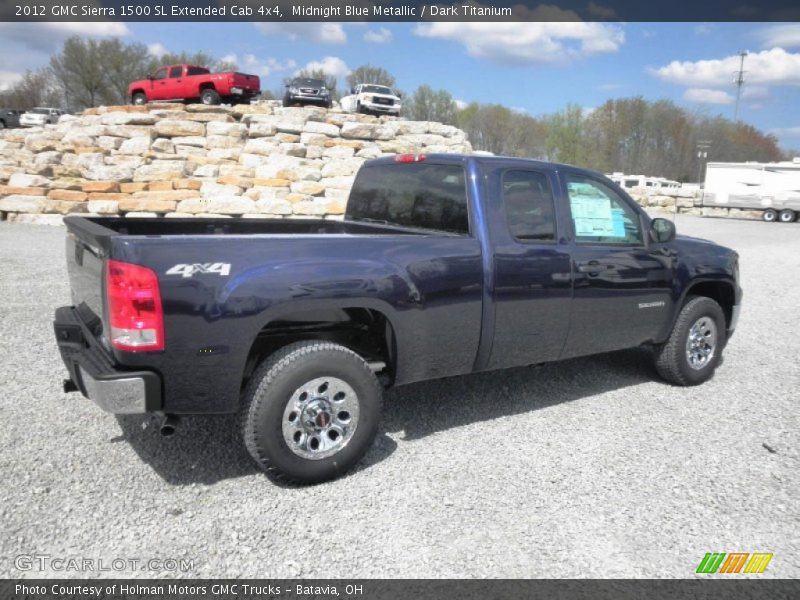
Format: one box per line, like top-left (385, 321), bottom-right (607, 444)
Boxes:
top-left (610, 208), bottom-right (626, 238)
top-left (568, 182), bottom-right (617, 237)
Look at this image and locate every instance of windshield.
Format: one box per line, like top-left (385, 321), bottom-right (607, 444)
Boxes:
top-left (362, 85), bottom-right (393, 95)
top-left (293, 78), bottom-right (325, 88)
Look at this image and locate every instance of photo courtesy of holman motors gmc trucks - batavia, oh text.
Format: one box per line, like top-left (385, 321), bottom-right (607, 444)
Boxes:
top-left (54, 154), bottom-right (741, 484)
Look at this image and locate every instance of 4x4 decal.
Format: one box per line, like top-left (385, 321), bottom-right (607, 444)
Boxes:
top-left (166, 263), bottom-right (231, 278)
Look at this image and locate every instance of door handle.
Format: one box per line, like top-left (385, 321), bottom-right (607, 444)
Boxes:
top-left (576, 261), bottom-right (602, 274)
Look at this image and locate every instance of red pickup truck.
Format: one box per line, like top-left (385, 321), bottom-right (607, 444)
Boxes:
top-left (128, 64), bottom-right (260, 106)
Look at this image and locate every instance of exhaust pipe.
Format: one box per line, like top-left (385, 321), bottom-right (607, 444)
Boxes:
top-left (160, 414), bottom-right (178, 437)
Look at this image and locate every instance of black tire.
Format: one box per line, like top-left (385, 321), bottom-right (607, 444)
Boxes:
top-left (357, 102), bottom-right (366, 115)
top-left (763, 208), bottom-right (778, 222)
top-left (241, 341), bottom-right (383, 484)
top-left (654, 296), bottom-right (726, 386)
top-left (0, 120), bottom-right (5, 129)
top-left (778, 209), bottom-right (796, 223)
top-left (201, 88), bottom-right (221, 105)
top-left (131, 92), bottom-right (147, 106)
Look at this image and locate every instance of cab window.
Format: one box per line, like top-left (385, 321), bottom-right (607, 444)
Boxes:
top-left (566, 174), bottom-right (643, 245)
top-left (169, 66), bottom-right (183, 78)
top-left (153, 68), bottom-right (167, 80)
top-left (502, 170), bottom-right (556, 242)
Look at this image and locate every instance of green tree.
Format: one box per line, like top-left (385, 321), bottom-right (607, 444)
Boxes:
top-left (544, 104), bottom-right (585, 165)
top-left (407, 85), bottom-right (457, 124)
top-left (149, 51), bottom-right (236, 74)
top-left (50, 37), bottom-right (109, 110)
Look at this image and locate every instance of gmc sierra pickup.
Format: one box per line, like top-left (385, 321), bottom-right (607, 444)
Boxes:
top-left (54, 154), bottom-right (741, 483)
top-left (128, 64), bottom-right (260, 106)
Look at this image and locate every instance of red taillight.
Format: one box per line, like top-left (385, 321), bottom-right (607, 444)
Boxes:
top-left (106, 260), bottom-right (164, 352)
top-left (394, 153), bottom-right (426, 163)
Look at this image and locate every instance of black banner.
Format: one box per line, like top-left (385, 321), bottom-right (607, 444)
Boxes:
top-left (2, 0), bottom-right (800, 22)
top-left (3, 580), bottom-right (800, 600)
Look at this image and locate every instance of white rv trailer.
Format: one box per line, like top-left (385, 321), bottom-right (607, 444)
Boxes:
top-left (703, 159), bottom-right (800, 222)
top-left (607, 172), bottom-right (681, 192)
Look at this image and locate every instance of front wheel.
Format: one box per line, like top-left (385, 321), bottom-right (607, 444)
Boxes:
top-left (241, 341), bottom-right (383, 484)
top-left (779, 209), bottom-right (796, 223)
top-left (763, 208), bottom-right (778, 222)
top-left (131, 92), bottom-right (147, 106)
top-left (654, 296), bottom-right (726, 386)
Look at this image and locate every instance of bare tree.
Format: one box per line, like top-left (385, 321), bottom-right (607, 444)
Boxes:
top-left (346, 65), bottom-right (396, 90)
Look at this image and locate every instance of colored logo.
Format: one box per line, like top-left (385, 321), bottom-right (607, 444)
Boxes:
top-left (696, 552), bottom-right (773, 574)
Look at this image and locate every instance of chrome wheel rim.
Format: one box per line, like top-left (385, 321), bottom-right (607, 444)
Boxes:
top-left (685, 316), bottom-right (717, 370)
top-left (764, 211), bottom-right (776, 222)
top-left (282, 376), bottom-right (359, 460)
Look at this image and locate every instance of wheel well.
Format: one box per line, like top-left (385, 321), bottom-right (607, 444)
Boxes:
top-left (200, 83), bottom-right (217, 93)
top-left (686, 281), bottom-right (735, 327)
top-left (131, 89), bottom-right (145, 96)
top-left (242, 308), bottom-right (396, 388)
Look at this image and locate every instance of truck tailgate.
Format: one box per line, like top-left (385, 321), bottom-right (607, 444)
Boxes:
top-left (233, 72), bottom-right (260, 91)
top-left (64, 218), bottom-right (115, 326)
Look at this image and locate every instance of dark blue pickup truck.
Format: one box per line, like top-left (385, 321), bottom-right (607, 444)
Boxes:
top-left (54, 154), bottom-right (741, 483)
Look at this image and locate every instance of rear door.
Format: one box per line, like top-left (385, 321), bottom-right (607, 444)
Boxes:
top-left (484, 164), bottom-right (573, 369)
top-left (167, 65), bottom-right (185, 98)
top-left (560, 171), bottom-right (675, 358)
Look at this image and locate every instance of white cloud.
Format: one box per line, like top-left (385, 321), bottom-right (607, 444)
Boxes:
top-left (364, 28), bottom-right (392, 43)
top-left (296, 56), bottom-right (351, 78)
top-left (454, 99), bottom-right (468, 110)
top-left (743, 85), bottom-right (770, 99)
top-left (255, 23), bottom-right (346, 44)
top-left (652, 48), bottom-right (800, 87)
top-left (769, 126), bottom-right (800, 138)
top-left (0, 22), bottom-right (130, 53)
top-left (413, 21), bottom-right (624, 65)
top-left (0, 71), bottom-right (23, 91)
top-left (223, 53), bottom-right (296, 78)
top-left (683, 88), bottom-right (735, 104)
top-left (756, 24), bottom-right (800, 48)
top-left (147, 43), bottom-right (168, 58)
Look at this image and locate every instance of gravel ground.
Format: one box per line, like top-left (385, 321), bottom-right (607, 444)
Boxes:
top-left (0, 215), bottom-right (797, 579)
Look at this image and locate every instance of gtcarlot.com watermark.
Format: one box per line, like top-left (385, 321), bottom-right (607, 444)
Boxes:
top-left (15, 553), bottom-right (194, 573)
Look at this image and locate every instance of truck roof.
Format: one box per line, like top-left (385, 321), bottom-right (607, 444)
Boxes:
top-left (364, 153), bottom-right (606, 179)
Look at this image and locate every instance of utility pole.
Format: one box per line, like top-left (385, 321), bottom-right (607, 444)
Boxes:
top-left (733, 50), bottom-right (747, 121)
top-left (696, 140), bottom-right (711, 184)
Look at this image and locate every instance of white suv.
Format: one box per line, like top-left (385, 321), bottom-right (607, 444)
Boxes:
top-left (20, 107), bottom-right (65, 127)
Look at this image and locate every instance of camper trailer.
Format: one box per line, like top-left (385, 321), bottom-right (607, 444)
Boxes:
top-left (607, 172), bottom-right (681, 193)
top-left (703, 159), bottom-right (800, 222)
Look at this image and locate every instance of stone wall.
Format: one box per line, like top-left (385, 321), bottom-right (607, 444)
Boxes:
top-left (0, 101), bottom-right (471, 225)
top-left (0, 103), bottom-right (763, 225)
top-left (626, 188), bottom-right (764, 220)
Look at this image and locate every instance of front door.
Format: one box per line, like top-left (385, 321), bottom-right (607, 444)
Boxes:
top-left (150, 67), bottom-right (169, 100)
top-left (486, 167), bottom-right (573, 369)
top-left (560, 171), bottom-right (675, 359)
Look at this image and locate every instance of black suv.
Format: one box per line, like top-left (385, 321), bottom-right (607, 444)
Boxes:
top-left (283, 78), bottom-right (333, 108)
top-left (0, 109), bottom-right (22, 129)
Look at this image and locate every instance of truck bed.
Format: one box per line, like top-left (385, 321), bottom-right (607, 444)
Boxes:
top-left (65, 216), bottom-right (429, 252)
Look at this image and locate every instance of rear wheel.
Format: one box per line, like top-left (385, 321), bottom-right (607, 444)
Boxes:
top-left (200, 88), bottom-right (221, 105)
top-left (654, 296), bottom-right (726, 386)
top-left (763, 209), bottom-right (778, 222)
top-left (241, 341), bottom-right (383, 484)
top-left (131, 92), bottom-right (147, 106)
top-left (779, 209), bottom-right (796, 223)
top-left (0, 121), bottom-right (5, 129)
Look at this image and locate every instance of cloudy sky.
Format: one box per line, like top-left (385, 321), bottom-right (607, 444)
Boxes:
top-left (0, 21), bottom-right (799, 148)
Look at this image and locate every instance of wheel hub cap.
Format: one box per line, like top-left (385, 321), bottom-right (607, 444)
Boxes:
top-left (685, 317), bottom-right (717, 370)
top-left (282, 376), bottom-right (359, 460)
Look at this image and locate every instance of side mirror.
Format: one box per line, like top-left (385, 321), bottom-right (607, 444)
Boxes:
top-left (350, 88), bottom-right (356, 95)
top-left (649, 218), bottom-right (676, 243)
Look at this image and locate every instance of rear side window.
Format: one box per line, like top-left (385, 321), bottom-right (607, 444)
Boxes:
top-left (347, 163), bottom-right (469, 234)
top-left (169, 66), bottom-right (182, 78)
top-left (566, 174), bottom-right (643, 245)
top-left (502, 170), bottom-right (556, 242)
top-left (187, 67), bottom-right (210, 76)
